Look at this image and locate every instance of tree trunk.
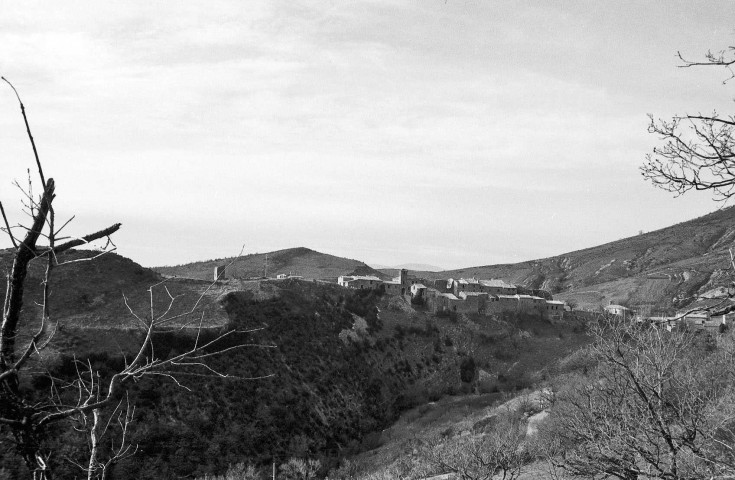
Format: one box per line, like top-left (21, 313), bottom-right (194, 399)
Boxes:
top-left (88, 409), bottom-right (101, 480)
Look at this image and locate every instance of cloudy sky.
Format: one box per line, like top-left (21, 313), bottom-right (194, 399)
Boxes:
top-left (1, 1), bottom-right (734, 269)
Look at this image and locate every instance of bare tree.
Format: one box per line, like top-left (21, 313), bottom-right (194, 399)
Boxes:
top-left (420, 415), bottom-right (530, 480)
top-left (278, 458), bottom-right (321, 480)
top-left (642, 45), bottom-right (735, 200)
top-left (544, 315), bottom-right (735, 479)
top-left (0, 79), bottom-right (271, 479)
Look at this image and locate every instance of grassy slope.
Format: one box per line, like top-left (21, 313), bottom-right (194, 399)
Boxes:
top-left (154, 247), bottom-right (389, 282)
top-left (412, 207), bottom-right (735, 311)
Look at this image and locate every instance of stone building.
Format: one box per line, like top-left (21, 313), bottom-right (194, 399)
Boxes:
top-left (478, 279), bottom-right (517, 295)
top-left (337, 275), bottom-right (383, 290)
top-left (337, 268), bottom-right (414, 296)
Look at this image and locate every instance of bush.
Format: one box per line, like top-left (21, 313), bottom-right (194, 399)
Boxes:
top-left (459, 357), bottom-right (476, 383)
top-left (279, 458), bottom-right (321, 480)
top-left (545, 316), bottom-right (735, 479)
top-left (435, 309), bottom-right (458, 322)
top-left (195, 463), bottom-right (262, 480)
top-left (327, 459), bottom-right (357, 480)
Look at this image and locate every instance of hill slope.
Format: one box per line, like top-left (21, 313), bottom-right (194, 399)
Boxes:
top-left (155, 247), bottom-right (388, 282)
top-left (0, 248), bottom-right (236, 359)
top-left (417, 207), bottom-right (735, 312)
top-left (1, 245), bottom-right (595, 479)
top-left (0, 247), bottom-right (447, 478)
top-left (156, 208), bottom-right (735, 312)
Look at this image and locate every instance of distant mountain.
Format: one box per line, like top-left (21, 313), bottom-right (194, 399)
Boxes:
top-left (155, 247), bottom-right (388, 282)
top-left (413, 207), bottom-right (735, 312)
top-left (156, 208), bottom-right (735, 311)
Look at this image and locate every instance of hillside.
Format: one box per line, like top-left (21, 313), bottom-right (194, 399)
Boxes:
top-left (6, 207), bottom-right (735, 478)
top-left (154, 247), bottom-right (388, 282)
top-left (0, 245), bottom-right (593, 479)
top-left (0, 248), bottom-right (237, 361)
top-left (146, 207), bottom-right (735, 313)
top-left (154, 208), bottom-right (735, 313)
top-left (414, 207), bottom-right (735, 312)
top-left (0, 245), bottom-right (441, 478)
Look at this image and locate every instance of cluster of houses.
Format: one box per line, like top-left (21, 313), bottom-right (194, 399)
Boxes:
top-left (604, 302), bottom-right (734, 333)
top-left (337, 269), bottom-right (566, 320)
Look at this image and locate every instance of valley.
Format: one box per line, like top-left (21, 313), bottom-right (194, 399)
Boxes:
top-left (2, 207), bottom-right (735, 479)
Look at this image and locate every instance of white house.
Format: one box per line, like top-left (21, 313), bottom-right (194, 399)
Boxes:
top-left (604, 304), bottom-right (632, 317)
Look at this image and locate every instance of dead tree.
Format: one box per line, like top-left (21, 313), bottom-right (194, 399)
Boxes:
top-left (642, 40), bottom-right (735, 312)
top-left (0, 79), bottom-right (271, 479)
top-left (544, 315), bottom-right (735, 479)
top-left (419, 415), bottom-right (529, 480)
top-left (642, 45), bottom-right (735, 200)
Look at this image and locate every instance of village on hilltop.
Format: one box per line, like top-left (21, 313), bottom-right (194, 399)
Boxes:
top-left (213, 262), bottom-right (735, 332)
top-left (337, 269), bottom-right (566, 320)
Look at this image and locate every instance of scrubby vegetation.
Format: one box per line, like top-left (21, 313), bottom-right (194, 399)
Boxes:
top-left (539, 317), bottom-right (735, 479)
top-left (312, 314), bottom-right (735, 480)
top-left (0, 280), bottom-right (455, 479)
top-left (0, 271), bottom-right (597, 479)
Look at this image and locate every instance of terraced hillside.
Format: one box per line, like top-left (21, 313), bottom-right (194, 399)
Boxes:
top-left (155, 247), bottom-right (388, 282)
top-left (416, 207), bottom-right (735, 312)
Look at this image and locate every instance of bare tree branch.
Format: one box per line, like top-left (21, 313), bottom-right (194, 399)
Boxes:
top-left (38, 223), bottom-right (122, 257)
top-left (0, 201), bottom-right (18, 249)
top-left (1, 77), bottom-right (46, 189)
top-left (644, 45), bottom-right (735, 199)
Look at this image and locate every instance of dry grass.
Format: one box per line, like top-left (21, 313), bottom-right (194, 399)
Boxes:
top-left (415, 207), bottom-right (735, 312)
top-left (154, 246), bottom-right (386, 282)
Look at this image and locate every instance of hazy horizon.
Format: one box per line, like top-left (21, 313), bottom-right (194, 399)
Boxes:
top-left (151, 201), bottom-right (729, 272)
top-left (2, 2), bottom-right (734, 269)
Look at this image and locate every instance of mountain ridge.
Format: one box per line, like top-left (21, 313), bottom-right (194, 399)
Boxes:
top-left (153, 207), bottom-right (735, 312)
top-left (154, 247), bottom-right (387, 282)
top-left (371, 263), bottom-right (445, 272)
top-left (414, 206), bottom-right (735, 311)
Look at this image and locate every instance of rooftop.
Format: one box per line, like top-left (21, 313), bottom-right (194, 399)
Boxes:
top-left (479, 279), bottom-right (516, 288)
top-left (341, 275), bottom-right (382, 282)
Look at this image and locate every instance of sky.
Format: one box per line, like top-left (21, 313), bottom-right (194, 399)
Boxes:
top-left (1, 1), bottom-right (735, 270)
